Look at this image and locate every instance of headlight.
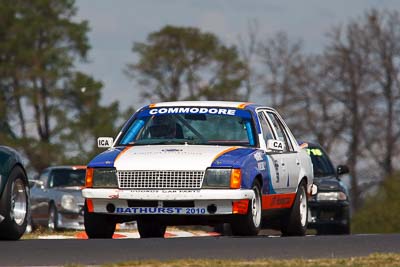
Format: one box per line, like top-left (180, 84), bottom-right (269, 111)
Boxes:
top-left (316, 191), bottom-right (347, 201)
top-left (92, 168), bottom-right (118, 188)
top-left (61, 194), bottom-right (79, 212)
top-left (202, 168), bottom-right (241, 189)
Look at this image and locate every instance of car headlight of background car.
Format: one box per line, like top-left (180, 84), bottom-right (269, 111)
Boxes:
top-left (61, 194), bottom-right (79, 212)
top-left (202, 168), bottom-right (241, 189)
top-left (86, 168), bottom-right (119, 188)
top-left (316, 191), bottom-right (347, 201)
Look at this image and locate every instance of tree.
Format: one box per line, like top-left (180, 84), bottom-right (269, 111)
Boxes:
top-left (237, 20), bottom-right (260, 101)
top-left (361, 9), bottom-right (400, 177)
top-left (320, 9), bottom-right (400, 208)
top-left (59, 72), bottom-right (121, 164)
top-left (250, 9), bottom-right (400, 210)
top-left (256, 32), bottom-right (346, 153)
top-left (0, 0), bottom-right (122, 172)
top-left (0, 0), bottom-right (18, 140)
top-left (257, 32), bottom-right (305, 112)
top-left (324, 14), bottom-right (378, 210)
top-left (292, 55), bottom-right (347, 153)
top-left (125, 25), bottom-right (248, 102)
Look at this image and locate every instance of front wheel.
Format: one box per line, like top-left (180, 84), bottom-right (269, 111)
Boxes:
top-left (281, 182), bottom-right (308, 236)
top-left (214, 223), bottom-right (232, 236)
top-left (84, 201), bottom-right (116, 239)
top-left (0, 166), bottom-right (29, 240)
top-left (137, 219), bottom-right (166, 238)
top-left (231, 180), bottom-right (262, 236)
top-left (48, 204), bottom-right (59, 231)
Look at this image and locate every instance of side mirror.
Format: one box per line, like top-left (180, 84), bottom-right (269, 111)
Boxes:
top-left (337, 165), bottom-right (349, 176)
top-left (266, 139), bottom-right (285, 152)
top-left (97, 137), bottom-right (114, 148)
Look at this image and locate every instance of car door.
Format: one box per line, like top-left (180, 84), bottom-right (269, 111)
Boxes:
top-left (257, 111), bottom-right (288, 193)
top-left (265, 111), bottom-right (301, 192)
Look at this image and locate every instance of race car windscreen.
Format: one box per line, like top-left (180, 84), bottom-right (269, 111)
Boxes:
top-left (119, 107), bottom-right (256, 146)
top-left (307, 147), bottom-right (336, 178)
top-left (49, 169), bottom-right (86, 187)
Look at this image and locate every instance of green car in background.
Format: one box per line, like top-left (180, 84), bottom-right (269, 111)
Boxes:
top-left (0, 146), bottom-right (29, 240)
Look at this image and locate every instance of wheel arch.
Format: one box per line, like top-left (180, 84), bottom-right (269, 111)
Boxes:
top-left (0, 163), bottom-right (29, 211)
top-left (0, 148), bottom-right (27, 196)
top-left (12, 163), bottom-right (29, 184)
top-left (254, 174), bottom-right (263, 188)
top-left (297, 176), bottom-right (308, 191)
top-left (48, 200), bottom-right (56, 211)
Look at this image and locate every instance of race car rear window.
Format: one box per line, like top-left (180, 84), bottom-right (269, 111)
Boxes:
top-left (119, 107), bottom-right (256, 146)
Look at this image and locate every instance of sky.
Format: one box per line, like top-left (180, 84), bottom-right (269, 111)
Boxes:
top-left (74, 0), bottom-right (400, 111)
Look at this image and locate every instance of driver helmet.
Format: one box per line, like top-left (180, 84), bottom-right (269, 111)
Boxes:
top-left (149, 115), bottom-right (176, 138)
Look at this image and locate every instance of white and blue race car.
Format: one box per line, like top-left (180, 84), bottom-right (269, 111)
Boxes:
top-left (82, 101), bottom-right (314, 238)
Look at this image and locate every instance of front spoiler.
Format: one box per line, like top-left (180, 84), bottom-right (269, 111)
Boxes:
top-left (82, 188), bottom-right (254, 201)
top-left (82, 188), bottom-right (255, 216)
top-left (57, 212), bottom-right (84, 230)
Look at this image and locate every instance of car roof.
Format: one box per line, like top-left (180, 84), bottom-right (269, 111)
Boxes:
top-left (145, 101), bottom-right (265, 110)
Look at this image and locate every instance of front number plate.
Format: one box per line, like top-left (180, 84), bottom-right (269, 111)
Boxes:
top-left (115, 207), bottom-right (207, 215)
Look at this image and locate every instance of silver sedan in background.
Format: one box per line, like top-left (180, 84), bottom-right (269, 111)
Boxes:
top-left (29, 166), bottom-right (86, 230)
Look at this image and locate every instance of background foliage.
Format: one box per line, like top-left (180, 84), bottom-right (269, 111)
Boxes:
top-left (352, 172), bottom-right (400, 233)
top-left (0, 0), bottom-right (124, 172)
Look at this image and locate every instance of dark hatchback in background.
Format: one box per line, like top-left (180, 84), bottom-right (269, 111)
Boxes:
top-left (306, 143), bottom-right (351, 235)
top-left (29, 165), bottom-right (86, 230)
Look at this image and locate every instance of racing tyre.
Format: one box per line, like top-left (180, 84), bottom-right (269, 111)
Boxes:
top-left (231, 180), bottom-right (262, 236)
top-left (337, 224), bottom-right (351, 235)
top-left (281, 182), bottom-right (308, 236)
top-left (0, 166), bottom-right (29, 240)
top-left (84, 201), bottom-right (116, 239)
top-left (214, 223), bottom-right (232, 236)
top-left (338, 212), bottom-right (351, 235)
top-left (137, 219), bottom-right (166, 238)
top-left (48, 204), bottom-right (59, 231)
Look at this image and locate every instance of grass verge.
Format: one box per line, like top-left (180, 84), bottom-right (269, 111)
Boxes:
top-left (65, 253), bottom-right (400, 267)
top-left (21, 228), bottom-right (83, 239)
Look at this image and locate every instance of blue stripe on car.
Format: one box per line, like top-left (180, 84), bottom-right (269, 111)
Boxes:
top-left (87, 147), bottom-right (124, 168)
top-left (211, 148), bottom-right (276, 193)
top-left (264, 153), bottom-right (276, 194)
top-left (210, 148), bottom-right (254, 168)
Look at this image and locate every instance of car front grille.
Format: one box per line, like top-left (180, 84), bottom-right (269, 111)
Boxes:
top-left (117, 170), bottom-right (205, 189)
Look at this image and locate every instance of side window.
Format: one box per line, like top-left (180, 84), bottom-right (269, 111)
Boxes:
top-left (266, 112), bottom-right (294, 152)
top-left (257, 112), bottom-right (274, 144)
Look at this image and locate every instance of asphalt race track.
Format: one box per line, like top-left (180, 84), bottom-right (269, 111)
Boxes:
top-left (1, 234), bottom-right (400, 266)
